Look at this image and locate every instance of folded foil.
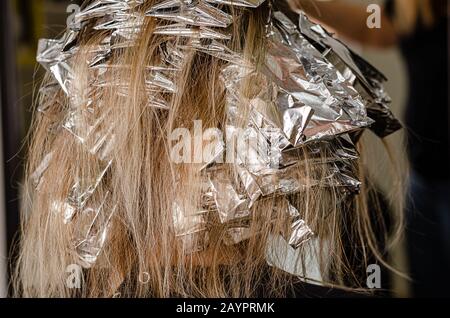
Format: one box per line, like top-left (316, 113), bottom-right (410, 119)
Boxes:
top-left (206, 0), bottom-right (266, 7)
top-left (297, 12), bottom-right (402, 137)
top-left (146, 0), bottom-right (233, 27)
top-left (66, 160), bottom-right (113, 218)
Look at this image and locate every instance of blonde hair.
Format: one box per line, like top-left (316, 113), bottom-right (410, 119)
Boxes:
top-left (13, 1), bottom-right (403, 297)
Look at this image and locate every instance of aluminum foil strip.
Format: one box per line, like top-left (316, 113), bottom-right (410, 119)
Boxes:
top-left (154, 24), bottom-right (231, 40)
top-left (297, 13), bottom-right (370, 88)
top-left (33, 112), bottom-right (115, 196)
top-left (200, 128), bottom-right (361, 214)
top-left (223, 125), bottom-right (359, 176)
top-left (223, 227), bottom-right (252, 245)
top-left (92, 11), bottom-right (144, 31)
top-left (37, 37), bottom-right (77, 95)
top-left (282, 199), bottom-right (314, 241)
top-left (91, 80), bottom-right (173, 109)
top-left (161, 40), bottom-right (187, 70)
top-left (362, 77), bottom-right (402, 138)
top-left (176, 195), bottom-right (313, 251)
top-left (235, 165), bottom-right (264, 207)
top-left (173, 202), bottom-right (209, 237)
top-left (60, 60), bottom-right (121, 160)
top-left (189, 40), bottom-right (248, 66)
top-left (36, 38), bottom-right (89, 97)
top-left (284, 203), bottom-right (314, 249)
top-left (201, 159), bottom-right (360, 223)
top-left (63, 111), bottom-right (117, 163)
top-left (72, 191), bottom-right (118, 268)
top-left (205, 0), bottom-right (266, 7)
top-left (49, 192), bottom-right (117, 269)
top-left (235, 159), bottom-right (359, 208)
top-left (50, 200), bottom-right (77, 225)
top-left (74, 0), bottom-right (144, 30)
top-left (146, 0), bottom-right (233, 28)
top-left (206, 168), bottom-right (251, 223)
top-left (36, 29), bottom-right (137, 104)
top-left (146, 68), bottom-right (178, 93)
top-left (220, 199), bottom-right (314, 249)
top-left (279, 134), bottom-right (359, 168)
top-left (331, 162), bottom-right (361, 194)
top-left (236, 160), bottom-right (361, 201)
top-left (65, 160), bottom-right (113, 223)
top-left (63, 105), bottom-right (116, 161)
top-left (172, 202), bottom-right (210, 253)
top-left (223, 124), bottom-right (285, 176)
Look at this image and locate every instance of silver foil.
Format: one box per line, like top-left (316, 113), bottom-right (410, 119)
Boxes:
top-left (65, 160), bottom-right (112, 220)
top-left (206, 0), bottom-right (266, 7)
top-left (146, 0), bottom-right (233, 28)
top-left (172, 202), bottom-right (210, 253)
top-left (72, 192), bottom-right (118, 268)
top-left (285, 203), bottom-right (314, 249)
top-left (297, 12), bottom-right (401, 137)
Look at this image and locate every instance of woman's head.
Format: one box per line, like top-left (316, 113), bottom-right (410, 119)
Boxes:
top-left (15, 0), bottom-right (403, 297)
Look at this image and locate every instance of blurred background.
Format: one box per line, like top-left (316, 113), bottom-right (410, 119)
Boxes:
top-left (1, 0), bottom-right (82, 297)
top-left (0, 0), bottom-right (447, 297)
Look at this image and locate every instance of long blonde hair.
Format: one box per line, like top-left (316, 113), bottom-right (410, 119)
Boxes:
top-left (14, 1), bottom-right (403, 297)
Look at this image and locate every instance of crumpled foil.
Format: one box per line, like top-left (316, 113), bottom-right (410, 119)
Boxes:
top-left (297, 12), bottom-right (402, 137)
top-left (72, 192), bottom-right (118, 268)
top-left (35, 0), bottom-right (401, 265)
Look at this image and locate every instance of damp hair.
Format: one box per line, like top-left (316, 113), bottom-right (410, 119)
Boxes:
top-left (13, 1), bottom-right (404, 298)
